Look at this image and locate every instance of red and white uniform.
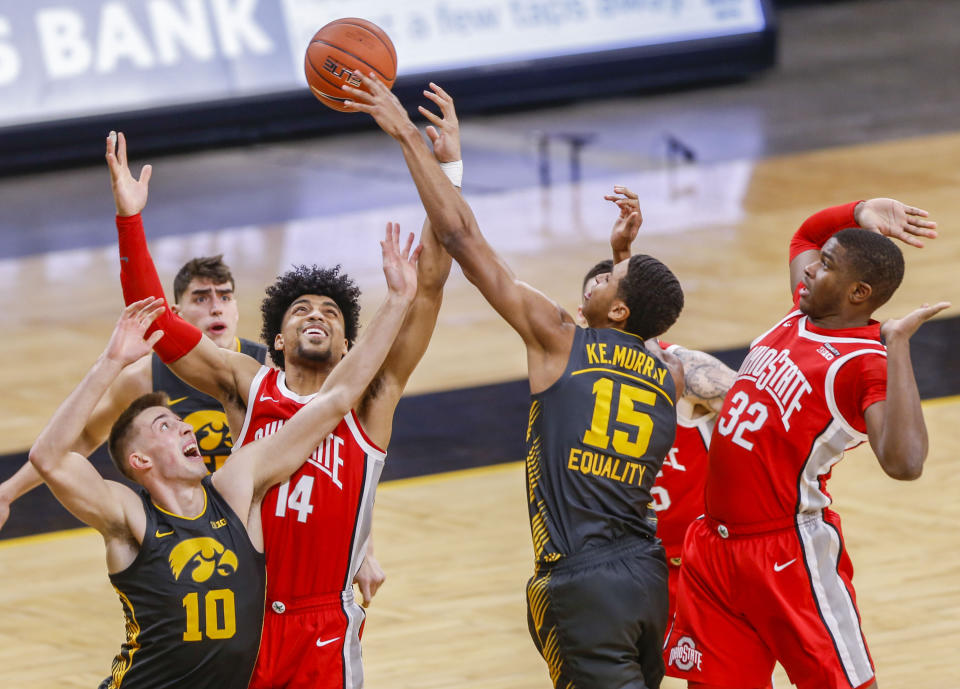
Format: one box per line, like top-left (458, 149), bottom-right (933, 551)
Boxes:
top-left (652, 342), bottom-right (711, 623)
top-left (235, 367), bottom-right (385, 689)
top-left (665, 295), bottom-right (887, 689)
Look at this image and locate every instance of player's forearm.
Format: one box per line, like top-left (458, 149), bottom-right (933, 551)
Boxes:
top-left (30, 356), bottom-right (124, 474)
top-left (397, 126), bottom-right (475, 255)
top-left (789, 201), bottom-right (862, 261)
top-left (0, 461), bottom-right (45, 503)
top-left (116, 214), bottom-right (202, 362)
top-left (875, 338), bottom-right (927, 479)
top-left (671, 347), bottom-right (736, 413)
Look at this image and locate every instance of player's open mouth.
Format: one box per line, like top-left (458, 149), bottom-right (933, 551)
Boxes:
top-left (208, 322), bottom-right (227, 335)
top-left (182, 442), bottom-right (201, 459)
top-left (303, 325), bottom-right (328, 338)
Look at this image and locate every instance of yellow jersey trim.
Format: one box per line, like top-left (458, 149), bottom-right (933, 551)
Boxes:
top-left (571, 367), bottom-right (675, 406)
top-left (152, 487), bottom-right (208, 520)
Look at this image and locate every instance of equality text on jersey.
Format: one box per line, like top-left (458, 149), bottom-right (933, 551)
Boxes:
top-left (735, 346), bottom-right (813, 430)
top-left (253, 420), bottom-right (344, 489)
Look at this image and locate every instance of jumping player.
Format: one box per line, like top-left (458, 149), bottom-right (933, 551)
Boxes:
top-left (348, 76), bottom-right (685, 689)
top-left (27, 223), bottom-right (419, 689)
top-left (580, 188), bottom-right (737, 629)
top-left (0, 255), bottom-right (266, 530)
top-left (104, 106), bottom-right (459, 689)
top-left (664, 198), bottom-right (949, 689)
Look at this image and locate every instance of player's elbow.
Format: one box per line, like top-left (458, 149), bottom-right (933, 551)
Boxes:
top-left (879, 451), bottom-right (925, 481)
top-left (28, 443), bottom-right (55, 476)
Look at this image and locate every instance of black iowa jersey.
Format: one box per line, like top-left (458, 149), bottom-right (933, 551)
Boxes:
top-left (153, 337), bottom-right (267, 472)
top-left (525, 327), bottom-right (677, 564)
top-left (100, 475), bottom-right (266, 689)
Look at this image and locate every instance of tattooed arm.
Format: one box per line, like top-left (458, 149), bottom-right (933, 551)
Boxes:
top-left (668, 346), bottom-right (736, 414)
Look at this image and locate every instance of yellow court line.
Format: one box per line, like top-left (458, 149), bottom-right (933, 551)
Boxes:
top-left (0, 526), bottom-right (95, 549)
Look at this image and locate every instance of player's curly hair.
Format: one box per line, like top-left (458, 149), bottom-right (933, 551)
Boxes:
top-left (260, 265), bottom-right (362, 370)
top-left (617, 254), bottom-right (684, 339)
top-left (108, 392), bottom-right (171, 481)
top-left (832, 228), bottom-right (904, 307)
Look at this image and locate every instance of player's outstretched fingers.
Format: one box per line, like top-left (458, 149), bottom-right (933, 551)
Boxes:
top-left (417, 105), bottom-right (444, 128)
top-left (613, 185), bottom-right (639, 200)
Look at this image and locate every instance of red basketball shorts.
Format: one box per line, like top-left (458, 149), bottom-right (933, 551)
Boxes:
top-left (664, 511), bottom-right (875, 689)
top-left (249, 590), bottom-right (366, 689)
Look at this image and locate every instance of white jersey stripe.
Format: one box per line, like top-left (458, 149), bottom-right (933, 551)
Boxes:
top-left (824, 349), bottom-right (886, 444)
top-left (798, 421), bottom-right (854, 514)
top-left (797, 516), bottom-right (874, 686)
top-left (341, 591), bottom-right (365, 689)
top-left (798, 317), bottom-right (887, 346)
top-left (750, 309), bottom-right (802, 350)
top-left (232, 365), bottom-right (270, 451)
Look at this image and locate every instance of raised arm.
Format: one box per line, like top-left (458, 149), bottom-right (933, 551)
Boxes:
top-left (357, 85), bottom-right (458, 443)
top-left (0, 357), bottom-right (151, 531)
top-left (788, 198), bottom-right (938, 293)
top-left (864, 301), bottom-right (951, 480)
top-left (212, 225), bottom-right (419, 519)
top-left (106, 132), bottom-right (258, 414)
top-left (28, 299), bottom-right (165, 538)
top-left (344, 76), bottom-right (574, 391)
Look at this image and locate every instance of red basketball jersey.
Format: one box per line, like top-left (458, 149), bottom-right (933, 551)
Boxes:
top-left (652, 343), bottom-right (712, 561)
top-left (233, 367), bottom-right (385, 600)
top-left (705, 301), bottom-right (887, 525)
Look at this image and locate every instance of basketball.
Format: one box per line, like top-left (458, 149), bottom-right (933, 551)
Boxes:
top-left (304, 18), bottom-right (397, 112)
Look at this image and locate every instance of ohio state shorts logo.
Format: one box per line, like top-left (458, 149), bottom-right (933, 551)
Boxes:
top-left (668, 636), bottom-right (703, 672)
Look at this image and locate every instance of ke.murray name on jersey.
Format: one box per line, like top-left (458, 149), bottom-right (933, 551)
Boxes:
top-left (584, 342), bottom-right (668, 386)
top-left (737, 346), bottom-right (813, 430)
top-left (253, 420), bottom-right (345, 489)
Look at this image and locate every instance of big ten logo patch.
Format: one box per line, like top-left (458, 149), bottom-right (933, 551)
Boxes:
top-left (183, 409), bottom-right (232, 470)
top-left (668, 635), bottom-right (703, 672)
top-left (168, 537), bottom-right (238, 583)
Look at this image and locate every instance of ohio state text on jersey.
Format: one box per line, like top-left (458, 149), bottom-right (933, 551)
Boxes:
top-left (233, 367), bottom-right (385, 599)
top-left (705, 307), bottom-right (887, 525)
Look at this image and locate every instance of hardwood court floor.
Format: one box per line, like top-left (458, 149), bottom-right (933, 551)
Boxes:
top-left (1, 395), bottom-right (958, 688)
top-left (0, 132), bottom-right (958, 687)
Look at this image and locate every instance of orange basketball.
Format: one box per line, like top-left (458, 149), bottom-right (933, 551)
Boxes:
top-left (304, 18), bottom-right (397, 112)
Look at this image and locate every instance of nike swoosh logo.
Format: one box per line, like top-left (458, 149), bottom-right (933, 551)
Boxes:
top-left (155, 529), bottom-right (174, 538)
top-left (167, 396), bottom-right (189, 406)
top-left (259, 395), bottom-right (280, 403)
top-left (773, 558), bottom-right (797, 572)
top-left (316, 637), bottom-right (341, 648)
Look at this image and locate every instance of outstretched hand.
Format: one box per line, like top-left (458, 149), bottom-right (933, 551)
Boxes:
top-left (855, 198), bottom-right (938, 248)
top-left (342, 73), bottom-right (415, 140)
top-left (380, 222), bottom-right (421, 302)
top-left (105, 131), bottom-right (152, 217)
top-left (881, 301), bottom-right (951, 342)
top-left (418, 83), bottom-right (461, 163)
top-left (603, 185), bottom-right (643, 257)
top-left (104, 297), bottom-right (166, 367)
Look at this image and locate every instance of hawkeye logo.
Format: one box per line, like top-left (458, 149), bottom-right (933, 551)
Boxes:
top-left (183, 410), bottom-right (233, 469)
top-left (168, 538), bottom-right (238, 583)
top-left (668, 636), bottom-right (703, 672)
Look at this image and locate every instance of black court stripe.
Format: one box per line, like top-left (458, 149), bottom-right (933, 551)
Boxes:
top-left (308, 39), bottom-right (394, 81)
top-left (330, 21), bottom-right (397, 69)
